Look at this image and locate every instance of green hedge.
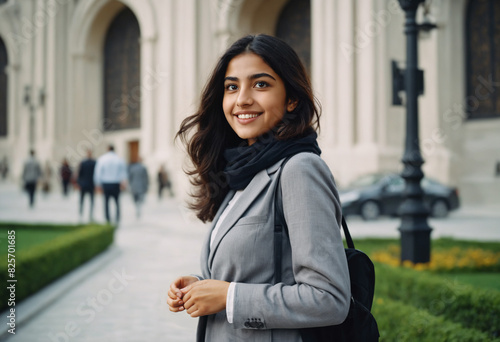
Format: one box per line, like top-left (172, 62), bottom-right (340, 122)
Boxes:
top-left (372, 296), bottom-right (498, 342)
top-left (375, 263), bottom-right (500, 339)
top-left (0, 224), bottom-right (114, 311)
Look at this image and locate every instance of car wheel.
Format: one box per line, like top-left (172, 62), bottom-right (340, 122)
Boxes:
top-left (431, 199), bottom-right (449, 218)
top-left (360, 201), bottom-right (380, 220)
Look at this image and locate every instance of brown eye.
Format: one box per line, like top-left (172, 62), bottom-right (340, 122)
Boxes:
top-left (255, 81), bottom-right (268, 88)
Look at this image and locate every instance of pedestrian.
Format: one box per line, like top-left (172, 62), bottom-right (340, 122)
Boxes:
top-left (60, 158), bottom-right (73, 196)
top-left (93, 145), bottom-right (127, 224)
top-left (168, 35), bottom-right (350, 341)
top-left (77, 149), bottom-right (96, 221)
top-left (128, 157), bottom-right (149, 218)
top-left (0, 156), bottom-right (8, 181)
top-left (22, 149), bottom-right (42, 208)
top-left (157, 165), bottom-right (173, 199)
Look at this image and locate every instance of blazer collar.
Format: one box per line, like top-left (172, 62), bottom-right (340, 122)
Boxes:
top-left (206, 159), bottom-right (285, 271)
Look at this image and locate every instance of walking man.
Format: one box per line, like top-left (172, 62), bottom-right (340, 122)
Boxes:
top-left (77, 149), bottom-right (96, 221)
top-left (22, 150), bottom-right (42, 208)
top-left (94, 145), bottom-right (127, 224)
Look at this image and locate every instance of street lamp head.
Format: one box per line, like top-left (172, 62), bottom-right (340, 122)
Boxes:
top-left (418, 5), bottom-right (438, 32)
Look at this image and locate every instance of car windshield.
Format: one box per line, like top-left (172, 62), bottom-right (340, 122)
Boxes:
top-left (349, 174), bottom-right (386, 188)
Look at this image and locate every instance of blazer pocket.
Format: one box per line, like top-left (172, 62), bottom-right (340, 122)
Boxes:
top-left (235, 215), bottom-right (268, 226)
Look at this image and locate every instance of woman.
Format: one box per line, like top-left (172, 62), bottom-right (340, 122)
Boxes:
top-left (60, 158), bottom-right (72, 197)
top-left (168, 34), bottom-right (350, 341)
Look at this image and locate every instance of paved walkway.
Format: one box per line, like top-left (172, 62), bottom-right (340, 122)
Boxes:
top-left (0, 181), bottom-right (499, 342)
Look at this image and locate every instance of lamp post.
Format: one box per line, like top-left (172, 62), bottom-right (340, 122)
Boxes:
top-left (395, 0), bottom-right (435, 263)
top-left (23, 86), bottom-right (35, 148)
top-left (23, 86), bottom-right (45, 149)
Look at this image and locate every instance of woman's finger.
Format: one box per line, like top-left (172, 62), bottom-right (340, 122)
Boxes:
top-left (167, 298), bottom-right (184, 310)
top-left (170, 280), bottom-right (183, 298)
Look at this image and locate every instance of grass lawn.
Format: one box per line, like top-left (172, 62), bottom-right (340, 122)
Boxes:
top-left (0, 227), bottom-right (75, 253)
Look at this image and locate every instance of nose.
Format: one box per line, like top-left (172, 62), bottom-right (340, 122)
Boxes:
top-left (236, 86), bottom-right (253, 107)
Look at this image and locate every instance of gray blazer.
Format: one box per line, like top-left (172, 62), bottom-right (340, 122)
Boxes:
top-left (199, 153), bottom-right (351, 342)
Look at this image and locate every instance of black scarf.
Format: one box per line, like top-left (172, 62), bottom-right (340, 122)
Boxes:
top-left (223, 133), bottom-right (321, 190)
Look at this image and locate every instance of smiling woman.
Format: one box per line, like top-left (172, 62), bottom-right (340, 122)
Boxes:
top-left (171, 34), bottom-right (350, 342)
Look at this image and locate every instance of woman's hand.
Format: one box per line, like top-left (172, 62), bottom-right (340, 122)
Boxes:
top-left (167, 276), bottom-right (199, 312)
top-left (181, 279), bottom-right (230, 317)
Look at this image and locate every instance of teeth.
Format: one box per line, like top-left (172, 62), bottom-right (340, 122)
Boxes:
top-left (237, 114), bottom-right (259, 119)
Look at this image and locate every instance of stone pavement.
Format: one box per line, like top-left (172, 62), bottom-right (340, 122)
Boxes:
top-left (0, 181), bottom-right (499, 342)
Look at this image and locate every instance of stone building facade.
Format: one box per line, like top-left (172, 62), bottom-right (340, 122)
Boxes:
top-left (0, 0), bottom-right (498, 206)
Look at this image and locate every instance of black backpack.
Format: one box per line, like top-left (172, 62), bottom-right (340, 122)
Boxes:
top-left (274, 158), bottom-right (380, 342)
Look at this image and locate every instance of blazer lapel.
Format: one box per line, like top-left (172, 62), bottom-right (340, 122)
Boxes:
top-left (207, 169), bottom-right (271, 270)
top-left (200, 189), bottom-right (235, 278)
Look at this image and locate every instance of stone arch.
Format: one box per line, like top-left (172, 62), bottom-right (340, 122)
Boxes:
top-left (215, 0), bottom-right (311, 71)
top-left (67, 0), bottom-right (157, 157)
top-left (70, 0), bottom-right (156, 56)
top-left (215, 0), bottom-right (288, 50)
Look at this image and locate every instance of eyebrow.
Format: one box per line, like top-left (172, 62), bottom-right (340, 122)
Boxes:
top-left (224, 72), bottom-right (276, 82)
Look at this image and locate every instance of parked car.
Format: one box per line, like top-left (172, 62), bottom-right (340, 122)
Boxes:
top-left (339, 173), bottom-right (460, 220)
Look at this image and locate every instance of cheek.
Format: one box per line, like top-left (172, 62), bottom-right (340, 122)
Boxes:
top-left (266, 103), bottom-right (286, 123)
top-left (222, 97), bottom-right (232, 118)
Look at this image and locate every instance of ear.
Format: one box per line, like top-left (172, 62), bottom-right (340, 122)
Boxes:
top-left (286, 99), bottom-right (298, 112)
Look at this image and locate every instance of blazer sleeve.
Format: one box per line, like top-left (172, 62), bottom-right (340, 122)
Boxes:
top-left (231, 153), bottom-right (351, 329)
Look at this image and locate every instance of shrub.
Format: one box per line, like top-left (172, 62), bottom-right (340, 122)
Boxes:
top-left (375, 263), bottom-right (500, 339)
top-left (0, 224), bottom-right (114, 311)
top-left (372, 296), bottom-right (499, 342)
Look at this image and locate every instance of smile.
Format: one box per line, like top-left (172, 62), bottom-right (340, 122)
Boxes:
top-left (237, 113), bottom-right (260, 119)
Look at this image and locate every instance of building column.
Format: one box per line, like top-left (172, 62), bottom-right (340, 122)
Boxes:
top-left (311, 0), bottom-right (337, 162)
top-left (139, 36), bottom-right (157, 162)
top-left (4, 63), bottom-right (21, 177)
top-left (352, 1), bottom-right (379, 173)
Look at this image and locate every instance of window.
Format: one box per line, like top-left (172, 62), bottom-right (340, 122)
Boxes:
top-left (275, 0), bottom-right (311, 74)
top-left (0, 38), bottom-right (7, 136)
top-left (466, 0), bottom-right (500, 119)
top-left (103, 7), bottom-right (141, 131)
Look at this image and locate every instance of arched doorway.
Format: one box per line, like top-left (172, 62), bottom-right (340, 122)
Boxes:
top-left (103, 7), bottom-right (141, 131)
top-left (466, 0), bottom-right (500, 119)
top-left (275, 0), bottom-right (311, 74)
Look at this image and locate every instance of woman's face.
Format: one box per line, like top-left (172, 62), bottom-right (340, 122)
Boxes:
top-left (223, 53), bottom-right (296, 145)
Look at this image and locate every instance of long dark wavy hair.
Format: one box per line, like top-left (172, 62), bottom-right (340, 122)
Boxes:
top-left (176, 34), bottom-right (321, 222)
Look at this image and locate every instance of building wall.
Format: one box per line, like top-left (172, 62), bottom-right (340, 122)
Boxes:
top-left (0, 0), bottom-right (498, 206)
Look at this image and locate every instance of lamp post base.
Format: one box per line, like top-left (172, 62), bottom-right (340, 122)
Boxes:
top-left (399, 224), bottom-right (432, 263)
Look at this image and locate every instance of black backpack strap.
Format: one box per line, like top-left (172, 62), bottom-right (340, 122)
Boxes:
top-left (342, 216), bottom-right (355, 249)
top-left (273, 156), bottom-right (293, 284)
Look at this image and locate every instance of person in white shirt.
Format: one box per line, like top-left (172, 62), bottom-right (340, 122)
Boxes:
top-left (93, 145), bottom-right (127, 224)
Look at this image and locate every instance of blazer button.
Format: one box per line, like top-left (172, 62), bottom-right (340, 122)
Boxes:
top-left (244, 319), bottom-right (265, 329)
